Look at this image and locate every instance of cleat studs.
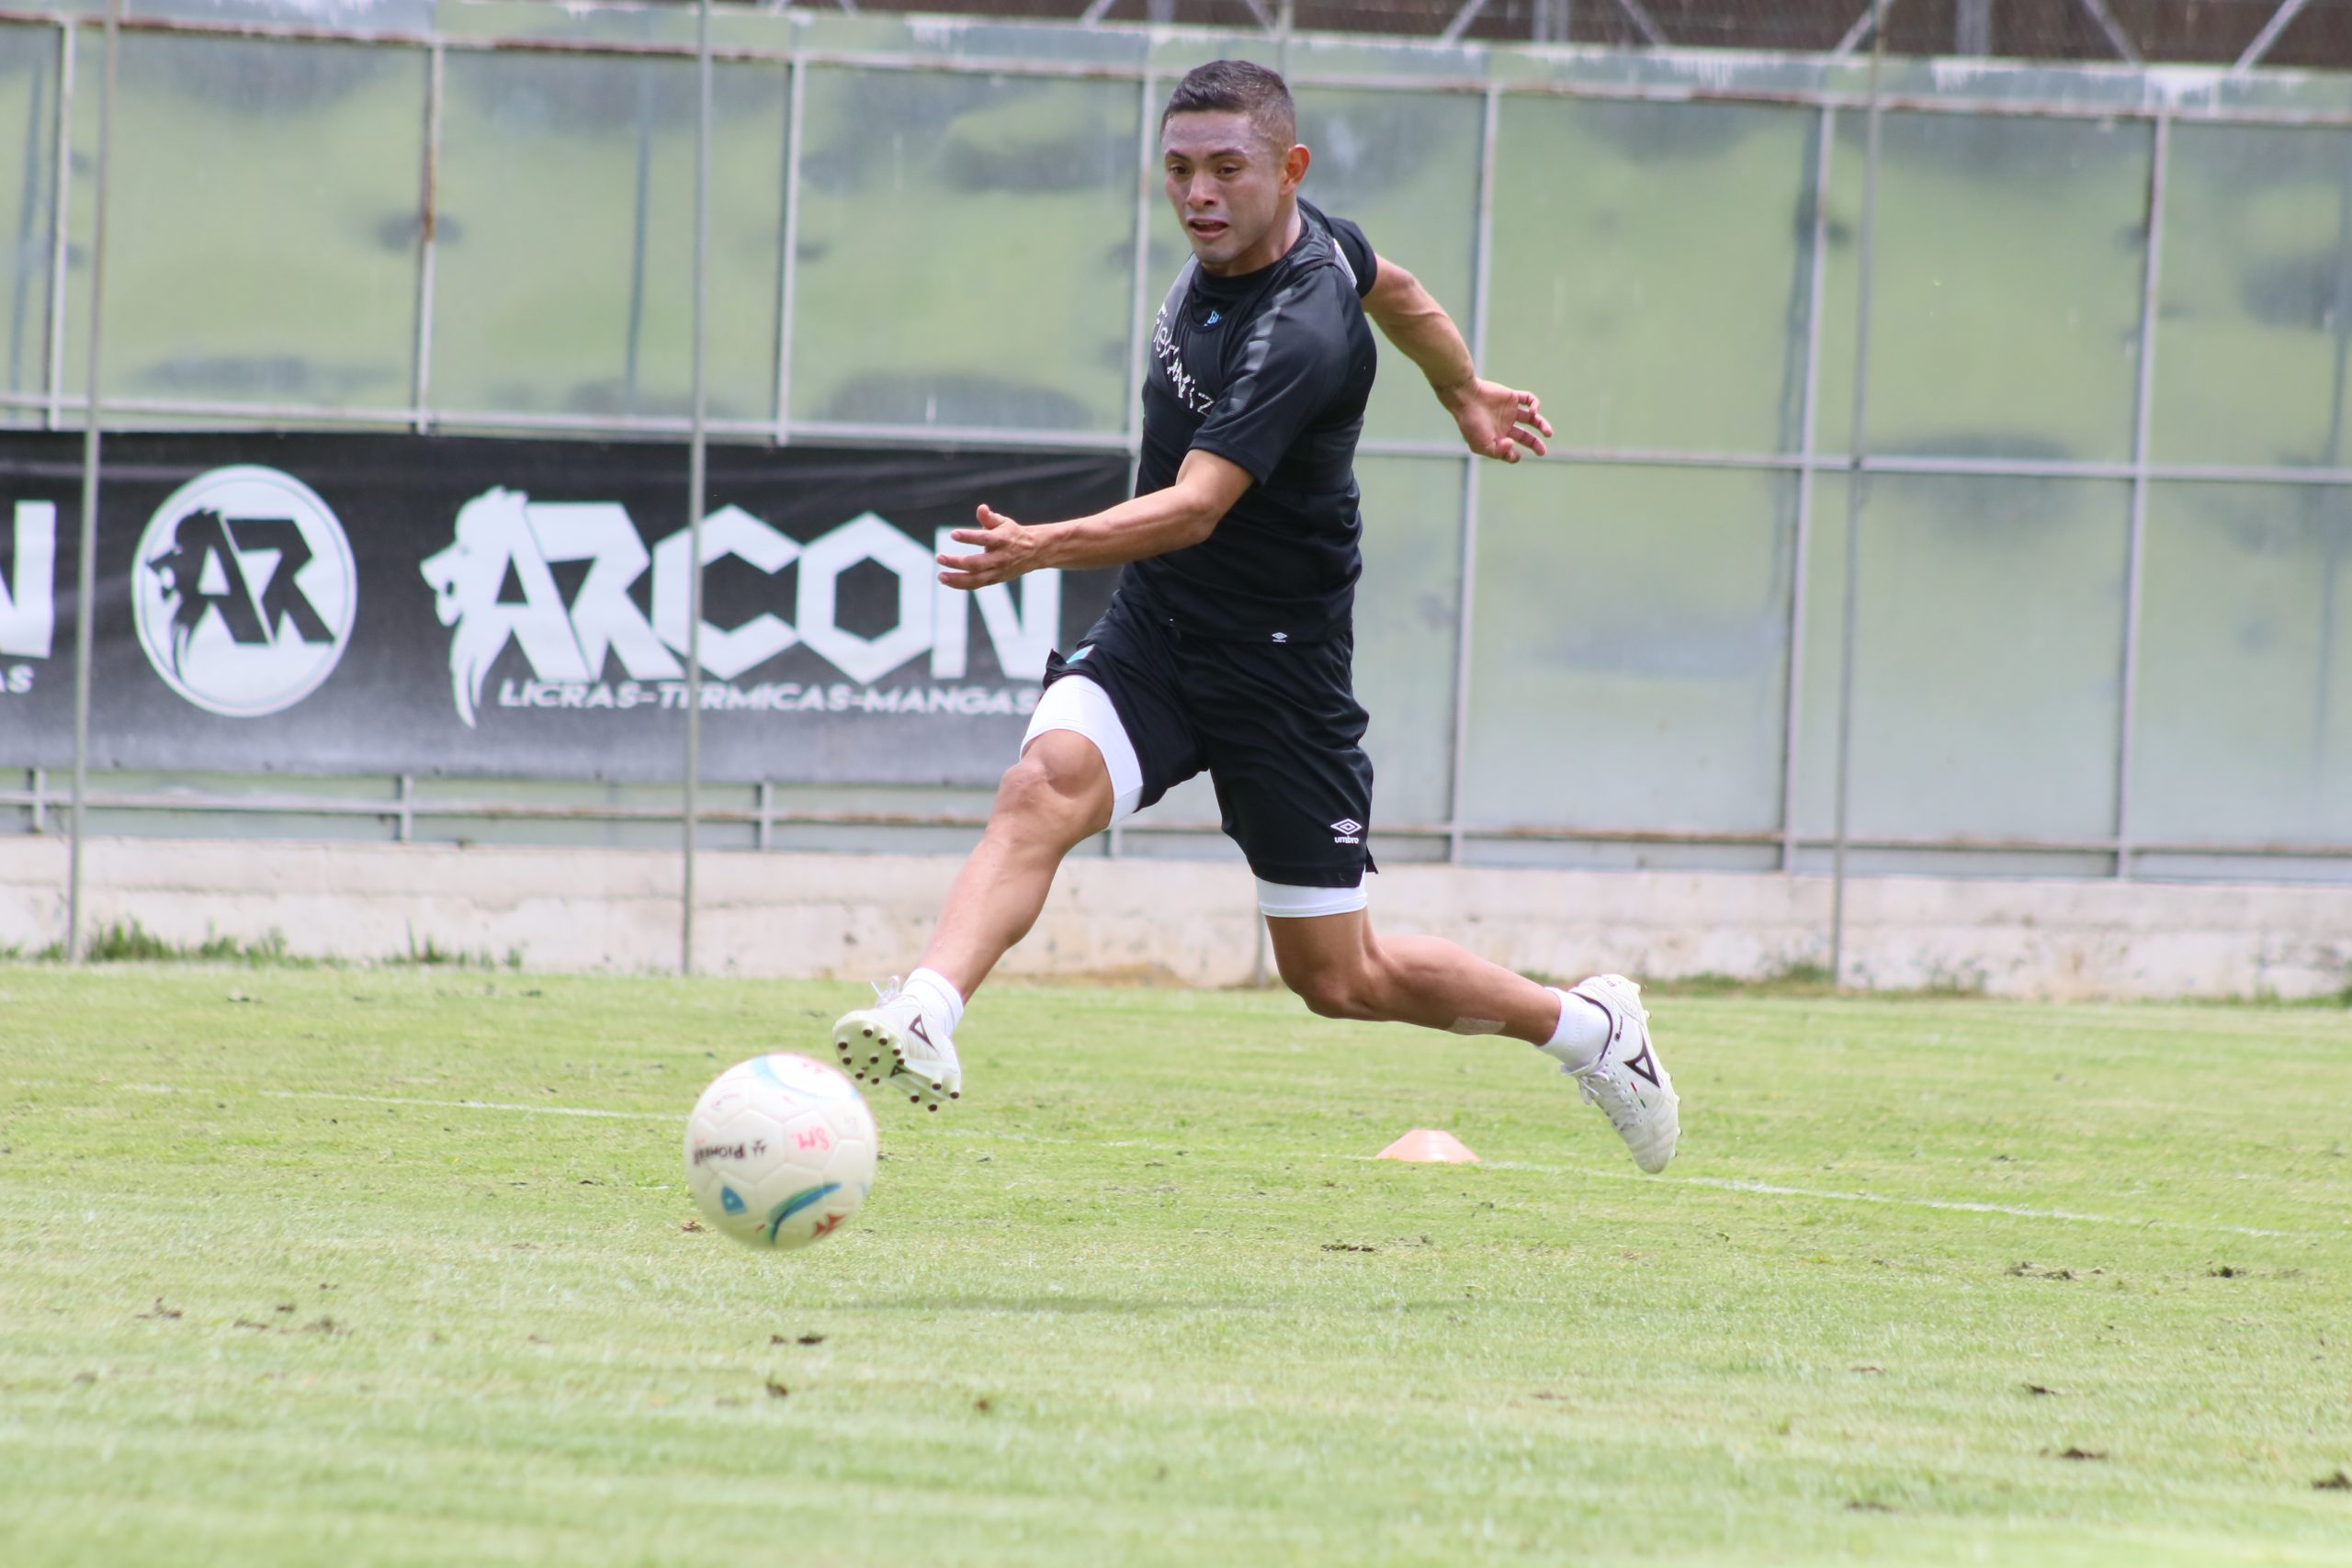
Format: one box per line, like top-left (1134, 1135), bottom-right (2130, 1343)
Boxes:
top-left (949, 1091), bottom-right (960, 1100)
top-left (926, 1103), bottom-right (938, 1113)
top-left (862, 1027), bottom-right (875, 1038)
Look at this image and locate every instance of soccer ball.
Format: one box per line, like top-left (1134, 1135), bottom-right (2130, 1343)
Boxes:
top-left (684, 1053), bottom-right (877, 1249)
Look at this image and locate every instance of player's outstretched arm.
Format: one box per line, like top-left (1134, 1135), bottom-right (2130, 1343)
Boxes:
top-left (1363, 254), bottom-right (1553, 464)
top-left (937, 449), bottom-right (1252, 591)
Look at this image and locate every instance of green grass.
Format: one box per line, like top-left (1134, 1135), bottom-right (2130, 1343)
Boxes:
top-left (1, 920), bottom-right (523, 970)
top-left (1, 967), bottom-right (2347, 1566)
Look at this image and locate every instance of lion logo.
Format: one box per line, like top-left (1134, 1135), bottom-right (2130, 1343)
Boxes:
top-left (422, 488), bottom-right (687, 727)
top-left (419, 488), bottom-right (584, 727)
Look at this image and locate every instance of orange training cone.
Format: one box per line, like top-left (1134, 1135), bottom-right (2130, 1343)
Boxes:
top-left (1376, 1128), bottom-right (1480, 1164)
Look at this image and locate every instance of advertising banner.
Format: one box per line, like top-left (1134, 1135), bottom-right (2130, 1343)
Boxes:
top-left (0, 434), bottom-right (1126, 784)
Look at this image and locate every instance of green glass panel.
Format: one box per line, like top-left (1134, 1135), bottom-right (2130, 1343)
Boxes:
top-left (2151, 124), bottom-right (2352, 469)
top-left (791, 70), bottom-right (1137, 433)
top-left (1295, 88), bottom-right (1481, 446)
top-left (65, 35), bottom-right (424, 411)
top-left (1464, 462), bottom-right (1796, 833)
top-left (433, 52), bottom-right (787, 423)
top-left (1794, 475), bottom-right (2128, 842)
top-left (1816, 111), bottom-right (2149, 464)
top-left (2132, 483), bottom-right (2352, 845)
top-left (0, 24), bottom-right (59, 413)
top-left (1487, 96), bottom-right (1821, 456)
top-left (1353, 455), bottom-right (1464, 828)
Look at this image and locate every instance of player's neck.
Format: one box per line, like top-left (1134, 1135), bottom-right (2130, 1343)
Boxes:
top-left (1199, 202), bottom-right (1302, 280)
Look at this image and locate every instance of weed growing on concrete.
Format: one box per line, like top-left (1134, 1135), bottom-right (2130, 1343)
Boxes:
top-left (7, 920), bottom-right (304, 966)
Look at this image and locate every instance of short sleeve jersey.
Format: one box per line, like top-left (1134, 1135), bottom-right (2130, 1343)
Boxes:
top-left (1124, 199), bottom-right (1378, 643)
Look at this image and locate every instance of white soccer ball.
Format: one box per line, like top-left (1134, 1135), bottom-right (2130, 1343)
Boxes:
top-left (684, 1053), bottom-right (877, 1250)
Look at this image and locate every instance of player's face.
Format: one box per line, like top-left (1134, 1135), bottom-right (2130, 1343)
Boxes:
top-left (1161, 111), bottom-right (1304, 276)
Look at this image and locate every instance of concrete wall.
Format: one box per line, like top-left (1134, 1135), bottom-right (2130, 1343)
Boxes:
top-left (6, 835), bottom-right (2349, 1001)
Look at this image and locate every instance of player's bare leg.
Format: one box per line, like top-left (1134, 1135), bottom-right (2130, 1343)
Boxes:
top-left (1263, 909), bottom-right (1679, 1171)
top-left (919, 729), bottom-right (1115, 998)
top-left (1261, 908), bottom-right (1555, 1039)
top-left (833, 730), bottom-right (1114, 1110)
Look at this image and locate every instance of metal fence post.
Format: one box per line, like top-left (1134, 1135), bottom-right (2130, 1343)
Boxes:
top-left (1445, 83), bottom-right (1503, 863)
top-left (1111, 72), bottom-right (1158, 865)
top-left (2114, 114), bottom-right (2168, 880)
top-left (1125, 73), bottom-right (1157, 454)
top-left (1780, 106), bottom-right (1836, 874)
top-left (42, 21), bottom-right (72, 431)
top-left (411, 42), bottom-right (444, 433)
top-left (775, 53), bottom-right (805, 441)
top-left (622, 25), bottom-right (658, 422)
top-left (1827, 0), bottom-right (1886, 987)
top-left (65, 0), bottom-right (119, 964)
top-left (682, 0), bottom-right (713, 976)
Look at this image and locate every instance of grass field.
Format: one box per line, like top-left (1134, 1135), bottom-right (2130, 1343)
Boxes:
top-left (2, 965), bottom-right (2347, 1566)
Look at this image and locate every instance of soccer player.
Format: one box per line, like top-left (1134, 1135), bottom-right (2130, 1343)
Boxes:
top-left (833, 60), bottom-right (1678, 1171)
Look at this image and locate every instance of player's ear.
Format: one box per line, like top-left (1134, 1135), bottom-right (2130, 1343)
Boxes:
top-left (1282, 141), bottom-right (1311, 191)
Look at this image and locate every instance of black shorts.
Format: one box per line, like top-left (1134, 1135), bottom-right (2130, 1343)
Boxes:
top-left (1041, 592), bottom-right (1374, 889)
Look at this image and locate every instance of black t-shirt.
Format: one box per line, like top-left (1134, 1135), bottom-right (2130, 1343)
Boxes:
top-left (1123, 199), bottom-right (1378, 643)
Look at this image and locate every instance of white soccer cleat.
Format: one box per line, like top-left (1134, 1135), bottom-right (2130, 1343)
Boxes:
top-left (1558, 974), bottom-right (1679, 1173)
top-left (832, 977), bottom-right (962, 1112)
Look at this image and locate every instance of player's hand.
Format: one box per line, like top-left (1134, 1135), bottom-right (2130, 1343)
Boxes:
top-left (1443, 379), bottom-right (1552, 464)
top-left (939, 504), bottom-right (1045, 590)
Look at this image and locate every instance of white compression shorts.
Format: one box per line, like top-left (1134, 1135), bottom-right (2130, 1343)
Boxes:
top-left (1023, 673), bottom-right (1145, 821)
top-left (1021, 675), bottom-right (1368, 919)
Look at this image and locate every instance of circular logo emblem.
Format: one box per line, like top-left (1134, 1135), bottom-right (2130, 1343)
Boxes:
top-left (133, 465), bottom-right (356, 718)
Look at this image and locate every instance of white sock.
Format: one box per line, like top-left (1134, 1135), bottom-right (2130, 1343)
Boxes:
top-left (902, 967), bottom-right (967, 1040)
top-left (1540, 987), bottom-right (1611, 1071)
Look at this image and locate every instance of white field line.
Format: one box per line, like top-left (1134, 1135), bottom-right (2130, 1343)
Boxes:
top-left (268, 1090), bottom-right (676, 1122)
top-left (1467, 1159), bottom-right (2333, 1241)
top-left (107, 1084), bottom-right (677, 1122)
top-left (74, 1084), bottom-right (2345, 1240)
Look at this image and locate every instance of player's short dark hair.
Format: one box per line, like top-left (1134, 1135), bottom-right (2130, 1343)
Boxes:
top-left (1159, 60), bottom-right (1296, 155)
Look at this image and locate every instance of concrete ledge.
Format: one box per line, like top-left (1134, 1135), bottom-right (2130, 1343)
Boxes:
top-left (3, 835), bottom-right (2349, 1001)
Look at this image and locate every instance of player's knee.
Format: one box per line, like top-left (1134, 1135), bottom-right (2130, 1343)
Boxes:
top-left (1284, 958), bottom-right (1383, 1021)
top-left (992, 750), bottom-right (1106, 845)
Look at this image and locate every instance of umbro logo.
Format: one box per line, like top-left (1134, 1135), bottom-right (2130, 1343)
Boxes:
top-left (1330, 818), bottom-right (1363, 844)
top-left (1623, 1042), bottom-right (1662, 1089)
top-left (1270, 631), bottom-right (1289, 644)
top-left (1204, 310), bottom-right (1223, 325)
